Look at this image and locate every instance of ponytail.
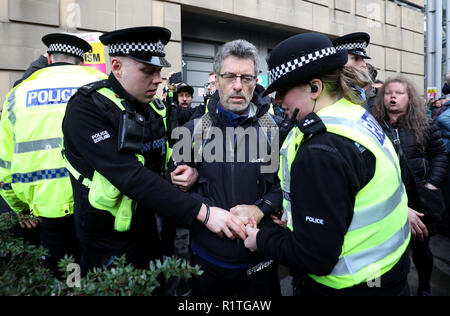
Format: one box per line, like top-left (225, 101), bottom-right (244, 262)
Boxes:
top-left (339, 66), bottom-right (372, 105)
top-left (319, 66), bottom-right (372, 105)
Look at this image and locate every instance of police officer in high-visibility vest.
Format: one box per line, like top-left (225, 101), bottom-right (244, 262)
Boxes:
top-left (244, 32), bottom-right (411, 295)
top-left (61, 26), bottom-right (246, 274)
top-left (0, 33), bottom-right (106, 276)
top-left (332, 32), bottom-right (376, 113)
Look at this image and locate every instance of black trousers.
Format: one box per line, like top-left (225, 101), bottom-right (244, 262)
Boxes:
top-left (76, 207), bottom-right (162, 276)
top-left (410, 236), bottom-right (434, 294)
top-left (191, 254), bottom-right (281, 296)
top-left (40, 215), bottom-right (80, 278)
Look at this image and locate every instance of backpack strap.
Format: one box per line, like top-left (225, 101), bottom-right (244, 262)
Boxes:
top-left (257, 112), bottom-right (278, 147)
top-left (192, 112), bottom-right (213, 162)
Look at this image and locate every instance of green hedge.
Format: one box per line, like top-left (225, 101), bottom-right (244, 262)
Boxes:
top-left (0, 212), bottom-right (202, 296)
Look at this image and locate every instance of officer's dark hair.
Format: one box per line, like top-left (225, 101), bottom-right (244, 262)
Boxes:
top-left (50, 53), bottom-right (83, 65)
top-left (213, 39), bottom-right (260, 76)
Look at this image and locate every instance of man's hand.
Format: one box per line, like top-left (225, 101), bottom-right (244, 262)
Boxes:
top-left (244, 217), bottom-right (259, 252)
top-left (17, 213), bottom-right (39, 229)
top-left (166, 71), bottom-right (177, 92)
top-left (408, 207), bottom-right (428, 241)
top-left (230, 204), bottom-right (264, 225)
top-left (171, 165), bottom-right (199, 192)
top-left (270, 211), bottom-right (287, 229)
top-left (197, 204), bottom-right (247, 240)
top-left (424, 183), bottom-right (438, 190)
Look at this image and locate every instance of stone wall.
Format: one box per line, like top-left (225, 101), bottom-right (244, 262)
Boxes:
top-left (0, 0), bottom-right (425, 108)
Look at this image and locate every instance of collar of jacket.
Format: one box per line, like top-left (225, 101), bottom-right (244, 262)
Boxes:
top-left (47, 62), bottom-right (74, 67)
top-left (217, 101), bottom-right (249, 127)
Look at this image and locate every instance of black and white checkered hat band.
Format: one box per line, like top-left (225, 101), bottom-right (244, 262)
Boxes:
top-left (109, 41), bottom-right (165, 55)
top-left (269, 47), bottom-right (337, 83)
top-left (48, 43), bottom-right (85, 58)
top-left (335, 42), bottom-right (367, 52)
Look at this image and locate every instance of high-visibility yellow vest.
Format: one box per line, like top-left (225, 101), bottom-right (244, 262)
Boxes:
top-left (95, 87), bottom-right (171, 171)
top-left (0, 65), bottom-right (106, 218)
top-left (63, 86), bottom-right (169, 232)
top-left (279, 98), bottom-right (410, 289)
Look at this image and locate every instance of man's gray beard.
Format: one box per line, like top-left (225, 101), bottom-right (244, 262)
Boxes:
top-left (221, 102), bottom-right (249, 114)
top-left (219, 91), bottom-right (251, 114)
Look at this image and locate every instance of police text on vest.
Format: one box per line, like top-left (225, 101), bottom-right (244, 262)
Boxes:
top-left (305, 216), bottom-right (324, 225)
top-left (26, 87), bottom-right (79, 107)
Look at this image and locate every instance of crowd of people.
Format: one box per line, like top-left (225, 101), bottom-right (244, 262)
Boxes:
top-left (0, 26), bottom-right (449, 296)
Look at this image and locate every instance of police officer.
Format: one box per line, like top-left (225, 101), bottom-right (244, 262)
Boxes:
top-left (61, 26), bottom-right (246, 274)
top-left (332, 32), bottom-right (376, 112)
top-left (0, 33), bottom-right (106, 276)
top-left (244, 32), bottom-right (411, 295)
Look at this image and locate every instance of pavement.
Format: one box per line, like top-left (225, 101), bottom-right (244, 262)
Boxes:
top-left (408, 233), bottom-right (450, 296)
top-left (279, 233), bottom-right (450, 296)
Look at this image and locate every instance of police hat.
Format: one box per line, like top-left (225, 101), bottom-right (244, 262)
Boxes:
top-left (332, 32), bottom-right (371, 59)
top-left (264, 32), bottom-right (348, 96)
top-left (176, 83), bottom-right (194, 96)
top-left (100, 26), bottom-right (171, 67)
top-left (42, 33), bottom-right (92, 61)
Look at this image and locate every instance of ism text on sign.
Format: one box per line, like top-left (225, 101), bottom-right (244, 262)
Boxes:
top-left (83, 53), bottom-right (102, 63)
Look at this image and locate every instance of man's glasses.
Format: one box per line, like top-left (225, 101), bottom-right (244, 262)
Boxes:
top-left (204, 81), bottom-right (215, 88)
top-left (218, 73), bottom-right (257, 85)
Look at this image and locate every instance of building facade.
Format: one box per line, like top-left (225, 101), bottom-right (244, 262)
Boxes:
top-left (0, 0), bottom-right (425, 108)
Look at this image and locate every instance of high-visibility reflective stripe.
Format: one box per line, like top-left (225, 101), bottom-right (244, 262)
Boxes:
top-left (330, 221), bottom-right (410, 276)
top-left (279, 128), bottom-right (302, 230)
top-left (12, 167), bottom-right (69, 184)
top-left (0, 158), bottom-right (11, 169)
top-left (142, 137), bottom-right (166, 151)
top-left (317, 116), bottom-right (405, 232)
top-left (321, 116), bottom-right (398, 167)
top-left (280, 124), bottom-right (404, 232)
top-left (14, 138), bottom-right (62, 154)
top-left (348, 184), bottom-right (404, 232)
top-left (0, 183), bottom-right (12, 190)
top-left (6, 89), bottom-right (17, 125)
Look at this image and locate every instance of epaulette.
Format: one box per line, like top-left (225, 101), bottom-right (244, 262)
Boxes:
top-left (297, 112), bottom-right (326, 142)
top-left (77, 79), bottom-right (110, 96)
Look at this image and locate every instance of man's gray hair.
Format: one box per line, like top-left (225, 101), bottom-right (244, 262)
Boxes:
top-left (214, 39), bottom-right (260, 76)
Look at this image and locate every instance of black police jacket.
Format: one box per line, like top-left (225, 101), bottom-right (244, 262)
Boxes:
top-left (173, 89), bottom-right (283, 266)
top-left (256, 113), bottom-right (411, 296)
top-left (62, 74), bottom-right (202, 264)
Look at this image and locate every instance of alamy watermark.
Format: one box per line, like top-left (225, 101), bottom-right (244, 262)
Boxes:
top-left (366, 263), bottom-right (382, 288)
top-left (66, 3), bottom-right (81, 29)
top-left (66, 263), bottom-right (81, 288)
top-left (367, 3), bottom-right (382, 28)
